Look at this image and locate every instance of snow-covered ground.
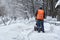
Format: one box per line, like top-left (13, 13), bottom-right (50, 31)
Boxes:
top-left (0, 17), bottom-right (60, 40)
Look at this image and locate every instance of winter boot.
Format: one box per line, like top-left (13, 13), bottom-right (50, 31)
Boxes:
top-left (42, 31), bottom-right (45, 33)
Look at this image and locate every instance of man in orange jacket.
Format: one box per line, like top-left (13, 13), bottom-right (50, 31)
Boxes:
top-left (35, 7), bottom-right (45, 33)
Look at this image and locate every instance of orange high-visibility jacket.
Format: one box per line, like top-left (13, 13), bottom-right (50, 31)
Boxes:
top-left (36, 9), bottom-right (44, 20)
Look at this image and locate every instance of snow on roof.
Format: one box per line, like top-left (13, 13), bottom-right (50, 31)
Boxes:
top-left (55, 0), bottom-right (60, 8)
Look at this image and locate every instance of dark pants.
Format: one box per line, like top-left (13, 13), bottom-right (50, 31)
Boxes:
top-left (36, 20), bottom-right (44, 32)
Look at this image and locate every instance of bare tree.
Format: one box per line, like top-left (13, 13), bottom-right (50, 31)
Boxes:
top-left (0, 6), bottom-right (6, 16)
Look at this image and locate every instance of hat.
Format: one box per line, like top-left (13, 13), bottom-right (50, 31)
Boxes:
top-left (39, 7), bottom-right (42, 9)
